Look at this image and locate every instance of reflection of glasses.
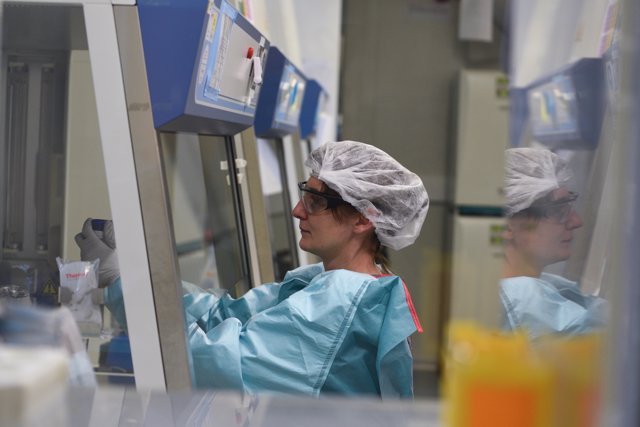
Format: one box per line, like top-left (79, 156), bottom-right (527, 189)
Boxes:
top-left (530, 192), bottom-right (579, 223)
top-left (298, 181), bottom-right (349, 214)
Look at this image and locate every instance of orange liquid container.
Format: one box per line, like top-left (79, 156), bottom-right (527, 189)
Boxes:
top-left (442, 322), bottom-right (602, 427)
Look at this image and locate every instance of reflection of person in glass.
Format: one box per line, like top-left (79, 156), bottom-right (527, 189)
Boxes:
top-left (76, 140), bottom-right (429, 398)
top-left (501, 148), bottom-right (608, 340)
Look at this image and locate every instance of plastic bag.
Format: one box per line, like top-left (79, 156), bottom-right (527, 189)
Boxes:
top-left (56, 257), bottom-right (101, 336)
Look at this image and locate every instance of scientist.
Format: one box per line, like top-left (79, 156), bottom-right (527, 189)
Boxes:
top-left (500, 147), bottom-right (608, 340)
top-left (75, 140), bottom-right (429, 398)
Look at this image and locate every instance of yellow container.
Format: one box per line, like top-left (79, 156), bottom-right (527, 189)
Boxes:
top-left (442, 322), bottom-right (602, 427)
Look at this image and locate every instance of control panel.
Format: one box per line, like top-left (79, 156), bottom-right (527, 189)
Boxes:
top-left (138, 0), bottom-right (269, 135)
top-left (254, 47), bottom-right (307, 138)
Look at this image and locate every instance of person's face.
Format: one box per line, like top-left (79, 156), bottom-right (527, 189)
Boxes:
top-left (291, 177), bottom-right (358, 259)
top-left (507, 187), bottom-right (584, 267)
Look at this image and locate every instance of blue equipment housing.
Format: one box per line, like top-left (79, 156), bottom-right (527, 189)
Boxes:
top-left (254, 47), bottom-right (307, 138)
top-left (137, 0), bottom-right (269, 135)
top-left (508, 87), bottom-right (528, 147)
top-left (518, 58), bottom-right (605, 149)
top-left (299, 80), bottom-right (326, 139)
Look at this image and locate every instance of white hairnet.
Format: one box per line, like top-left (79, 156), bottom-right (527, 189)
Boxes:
top-left (305, 140), bottom-right (429, 250)
top-left (504, 148), bottom-right (572, 216)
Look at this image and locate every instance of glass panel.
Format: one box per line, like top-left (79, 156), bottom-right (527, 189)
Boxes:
top-left (439, 3), bottom-right (618, 423)
top-left (0, 3), bottom-right (131, 385)
top-left (256, 138), bottom-right (298, 281)
top-left (160, 132), bottom-right (249, 297)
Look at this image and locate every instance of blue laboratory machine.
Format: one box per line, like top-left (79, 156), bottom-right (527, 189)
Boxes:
top-left (129, 0), bottom-right (279, 389)
top-left (0, 0), bottom-right (279, 390)
top-left (253, 47), bottom-right (308, 279)
top-left (299, 79), bottom-right (328, 153)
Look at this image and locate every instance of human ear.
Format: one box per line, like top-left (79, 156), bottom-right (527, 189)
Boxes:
top-left (353, 214), bottom-right (375, 234)
top-left (503, 221), bottom-right (515, 242)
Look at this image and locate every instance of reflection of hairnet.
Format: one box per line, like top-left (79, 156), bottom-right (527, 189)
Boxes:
top-left (305, 140), bottom-right (429, 250)
top-left (504, 148), bottom-right (572, 216)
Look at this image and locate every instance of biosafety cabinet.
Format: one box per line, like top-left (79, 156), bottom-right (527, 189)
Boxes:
top-left (253, 46), bottom-right (310, 278)
top-left (0, 0), bottom-right (282, 391)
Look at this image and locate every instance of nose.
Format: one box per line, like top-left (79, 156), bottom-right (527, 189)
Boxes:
top-left (292, 199), bottom-right (307, 220)
top-left (566, 209), bottom-right (583, 230)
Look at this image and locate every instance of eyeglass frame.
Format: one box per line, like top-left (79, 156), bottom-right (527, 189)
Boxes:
top-left (527, 191), bottom-right (579, 223)
top-left (297, 181), bottom-right (350, 214)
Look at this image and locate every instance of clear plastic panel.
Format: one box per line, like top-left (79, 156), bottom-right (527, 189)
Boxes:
top-left (160, 132), bottom-right (249, 297)
top-left (256, 138), bottom-right (298, 281)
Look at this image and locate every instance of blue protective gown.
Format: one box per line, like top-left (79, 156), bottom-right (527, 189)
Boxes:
top-left (185, 264), bottom-right (421, 397)
top-left (105, 264), bottom-right (422, 398)
top-left (500, 273), bottom-right (608, 340)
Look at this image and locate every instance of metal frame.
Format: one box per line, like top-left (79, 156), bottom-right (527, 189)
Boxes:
top-left (83, 2), bottom-right (168, 390)
top-left (113, 4), bottom-right (192, 390)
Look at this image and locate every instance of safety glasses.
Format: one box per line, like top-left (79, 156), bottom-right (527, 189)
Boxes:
top-left (530, 192), bottom-right (579, 223)
top-left (297, 181), bottom-right (349, 214)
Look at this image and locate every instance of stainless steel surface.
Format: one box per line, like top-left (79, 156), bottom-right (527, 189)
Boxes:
top-left (1, 3), bottom-right (88, 51)
top-left (114, 5), bottom-right (192, 390)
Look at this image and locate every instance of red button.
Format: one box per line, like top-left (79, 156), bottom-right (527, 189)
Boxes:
top-left (246, 47), bottom-right (254, 59)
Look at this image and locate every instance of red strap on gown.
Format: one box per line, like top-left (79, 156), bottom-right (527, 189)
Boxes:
top-left (374, 274), bottom-right (423, 333)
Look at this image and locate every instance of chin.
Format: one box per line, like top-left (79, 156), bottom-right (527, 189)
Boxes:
top-left (547, 253), bottom-right (571, 266)
top-left (299, 241), bottom-right (321, 258)
top-left (559, 248), bottom-right (573, 260)
top-left (298, 239), bottom-right (311, 253)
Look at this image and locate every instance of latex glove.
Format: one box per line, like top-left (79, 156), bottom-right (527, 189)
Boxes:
top-left (74, 218), bottom-right (119, 288)
top-left (59, 285), bottom-right (72, 304)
